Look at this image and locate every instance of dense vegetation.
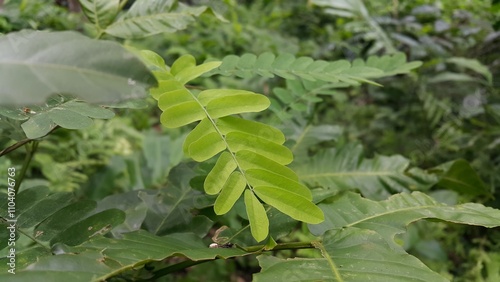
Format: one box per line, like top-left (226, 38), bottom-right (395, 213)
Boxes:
top-left (0, 0), bottom-right (499, 281)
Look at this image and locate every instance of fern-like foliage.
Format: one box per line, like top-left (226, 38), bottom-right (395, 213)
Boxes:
top-left (142, 51), bottom-right (324, 242)
top-left (205, 52), bottom-right (422, 86)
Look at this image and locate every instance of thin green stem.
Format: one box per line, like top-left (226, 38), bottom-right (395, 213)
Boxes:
top-left (13, 141), bottom-right (38, 194)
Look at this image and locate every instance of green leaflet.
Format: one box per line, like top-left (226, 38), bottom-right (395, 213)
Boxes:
top-left (148, 52), bottom-right (324, 242)
top-left (245, 190), bottom-right (269, 242)
top-left (253, 186), bottom-right (324, 224)
top-left (226, 132), bottom-right (293, 165)
top-left (214, 172), bottom-right (247, 215)
top-left (218, 116), bottom-right (285, 144)
top-left (188, 132), bottom-right (225, 161)
top-left (204, 152), bottom-right (237, 195)
top-left (245, 169), bottom-right (312, 200)
top-left (235, 150), bottom-right (298, 181)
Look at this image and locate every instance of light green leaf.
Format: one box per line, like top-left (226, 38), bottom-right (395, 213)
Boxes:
top-left (245, 169), bottom-right (312, 200)
top-left (171, 54), bottom-right (196, 75)
top-left (206, 94), bottom-right (270, 118)
top-left (183, 118), bottom-right (216, 154)
top-left (214, 172), bottom-right (247, 214)
top-left (204, 152), bottom-right (237, 195)
top-left (235, 150), bottom-right (298, 181)
top-left (0, 30), bottom-right (156, 106)
top-left (160, 101), bottom-right (205, 127)
top-left (245, 190), bottom-right (269, 242)
top-left (188, 131), bottom-right (225, 161)
top-left (253, 186), bottom-right (324, 224)
top-left (175, 61), bottom-right (222, 84)
top-left (157, 86), bottom-right (194, 110)
top-left (226, 132), bottom-right (293, 165)
top-left (217, 116), bottom-right (285, 144)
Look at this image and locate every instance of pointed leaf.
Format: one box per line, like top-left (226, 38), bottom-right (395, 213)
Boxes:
top-left (160, 101), bottom-right (204, 127)
top-left (235, 150), bottom-right (298, 181)
top-left (214, 172), bottom-right (247, 215)
top-left (171, 54), bottom-right (196, 75)
top-left (245, 190), bottom-right (269, 242)
top-left (226, 132), bottom-right (293, 165)
top-left (217, 116), bottom-right (285, 144)
top-left (183, 118), bottom-right (215, 154)
top-left (175, 61), bottom-right (222, 84)
top-left (188, 132), bottom-right (225, 161)
top-left (204, 152), bottom-right (237, 195)
top-left (246, 169), bottom-right (312, 200)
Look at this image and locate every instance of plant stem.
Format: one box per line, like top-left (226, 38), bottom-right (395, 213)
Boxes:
top-left (13, 141), bottom-right (38, 194)
top-left (147, 241), bottom-right (318, 280)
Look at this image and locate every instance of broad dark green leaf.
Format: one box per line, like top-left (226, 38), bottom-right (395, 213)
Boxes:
top-left (254, 227), bottom-right (448, 282)
top-left (34, 200), bottom-right (97, 242)
top-left (50, 209), bottom-right (125, 246)
top-left (0, 30), bottom-right (156, 106)
top-left (309, 191), bottom-right (500, 243)
top-left (433, 159), bottom-right (490, 197)
top-left (0, 231), bottom-right (249, 282)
